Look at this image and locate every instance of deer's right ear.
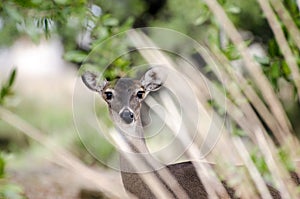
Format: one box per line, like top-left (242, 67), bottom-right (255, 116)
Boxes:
top-left (82, 72), bottom-right (107, 93)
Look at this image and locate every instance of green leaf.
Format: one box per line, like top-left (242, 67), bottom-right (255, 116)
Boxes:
top-left (8, 69), bottom-right (17, 87)
top-left (4, 6), bottom-right (23, 22)
top-left (278, 148), bottom-right (295, 171)
top-left (282, 61), bottom-right (291, 77)
top-left (270, 62), bottom-right (280, 78)
top-left (0, 68), bottom-right (17, 104)
top-left (268, 39), bottom-right (280, 57)
top-left (118, 17), bottom-right (134, 32)
top-left (54, 0), bottom-right (69, 5)
top-left (223, 44), bottom-right (240, 60)
top-left (64, 50), bottom-right (88, 63)
top-left (194, 13), bottom-right (210, 26)
top-left (0, 154), bottom-right (5, 178)
top-left (251, 149), bottom-right (269, 174)
top-left (102, 16), bottom-right (119, 27)
top-left (226, 5), bottom-right (241, 14)
top-left (254, 55), bottom-right (270, 66)
top-left (113, 58), bottom-right (130, 69)
top-left (103, 18), bottom-right (119, 26)
top-left (0, 86), bottom-right (9, 102)
top-left (43, 18), bottom-right (52, 39)
top-left (232, 128), bottom-right (246, 136)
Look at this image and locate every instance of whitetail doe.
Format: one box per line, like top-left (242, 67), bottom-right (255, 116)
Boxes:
top-left (82, 68), bottom-right (283, 199)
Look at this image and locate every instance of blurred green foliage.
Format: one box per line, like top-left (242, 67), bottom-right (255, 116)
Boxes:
top-left (0, 154), bottom-right (25, 199)
top-left (1, 0), bottom-right (298, 88)
top-left (278, 147), bottom-right (295, 172)
top-left (0, 70), bottom-right (25, 198)
top-left (0, 0), bottom-right (86, 45)
top-left (0, 0), bottom-right (135, 80)
top-left (250, 148), bottom-right (273, 182)
top-left (0, 184), bottom-right (25, 199)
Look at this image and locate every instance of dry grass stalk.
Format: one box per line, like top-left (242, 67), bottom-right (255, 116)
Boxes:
top-left (254, 128), bottom-right (299, 198)
top-left (160, 92), bottom-right (230, 198)
top-left (203, 0), bottom-right (293, 143)
top-left (192, 46), bottom-right (299, 197)
top-left (128, 30), bottom-right (233, 198)
top-left (257, 0), bottom-right (300, 101)
top-left (203, 45), bottom-right (300, 197)
top-left (205, 45), bottom-right (300, 157)
top-left (269, 0), bottom-right (300, 50)
top-left (179, 60), bottom-right (265, 198)
top-left (129, 27), bottom-right (300, 197)
top-left (142, 58), bottom-right (254, 198)
top-left (232, 137), bottom-right (273, 199)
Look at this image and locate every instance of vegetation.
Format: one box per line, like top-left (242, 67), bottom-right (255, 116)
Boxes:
top-left (0, 71), bottom-right (25, 199)
top-left (0, 0), bottom-right (300, 198)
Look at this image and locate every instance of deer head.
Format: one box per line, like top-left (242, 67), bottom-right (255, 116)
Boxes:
top-left (81, 67), bottom-right (166, 128)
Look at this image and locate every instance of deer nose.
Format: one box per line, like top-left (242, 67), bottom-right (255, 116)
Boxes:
top-left (120, 108), bottom-right (134, 124)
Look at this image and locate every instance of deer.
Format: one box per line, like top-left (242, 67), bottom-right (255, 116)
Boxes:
top-left (82, 67), bottom-right (283, 199)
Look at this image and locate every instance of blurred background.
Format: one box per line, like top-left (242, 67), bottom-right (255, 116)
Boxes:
top-left (0, 0), bottom-right (300, 198)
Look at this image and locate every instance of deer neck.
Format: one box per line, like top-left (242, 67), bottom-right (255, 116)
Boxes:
top-left (116, 118), bottom-right (149, 152)
top-left (116, 116), bottom-right (162, 173)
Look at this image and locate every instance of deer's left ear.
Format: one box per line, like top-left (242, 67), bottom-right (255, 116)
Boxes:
top-left (140, 67), bottom-right (167, 92)
top-left (82, 72), bottom-right (108, 93)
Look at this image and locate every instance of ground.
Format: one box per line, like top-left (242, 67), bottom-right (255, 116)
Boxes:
top-left (9, 161), bottom-right (121, 199)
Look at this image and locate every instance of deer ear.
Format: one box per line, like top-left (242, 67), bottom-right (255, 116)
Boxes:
top-left (141, 67), bottom-right (167, 91)
top-left (82, 72), bottom-right (108, 92)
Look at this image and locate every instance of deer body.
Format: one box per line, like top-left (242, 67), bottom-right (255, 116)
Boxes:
top-left (82, 68), bottom-right (282, 199)
top-left (113, 89), bottom-right (208, 198)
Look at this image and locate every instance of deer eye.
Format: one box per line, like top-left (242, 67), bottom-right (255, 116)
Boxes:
top-left (136, 90), bottom-right (145, 99)
top-left (104, 91), bottom-right (113, 100)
